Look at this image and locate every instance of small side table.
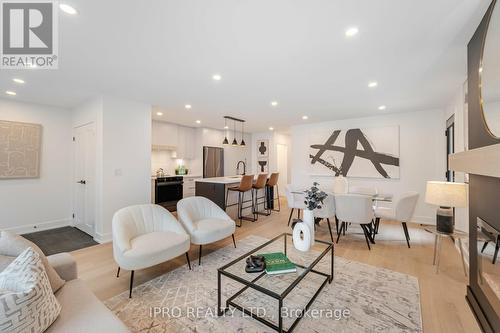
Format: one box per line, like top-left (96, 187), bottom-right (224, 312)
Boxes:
top-left (425, 226), bottom-right (468, 276)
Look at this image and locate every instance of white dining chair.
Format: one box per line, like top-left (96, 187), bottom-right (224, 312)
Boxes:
top-left (335, 194), bottom-right (375, 250)
top-left (313, 195), bottom-right (335, 242)
top-left (285, 184), bottom-right (306, 226)
top-left (374, 192), bottom-right (419, 248)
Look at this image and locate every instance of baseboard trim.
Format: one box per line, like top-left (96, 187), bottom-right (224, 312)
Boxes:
top-left (5, 218), bottom-right (72, 235)
top-left (94, 232), bottom-right (112, 244)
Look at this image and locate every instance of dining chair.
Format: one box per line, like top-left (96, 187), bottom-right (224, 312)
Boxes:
top-left (266, 172), bottom-right (281, 212)
top-left (284, 184), bottom-right (306, 226)
top-left (335, 194), bottom-right (375, 250)
top-left (313, 195), bottom-right (335, 242)
top-left (374, 192), bottom-right (419, 248)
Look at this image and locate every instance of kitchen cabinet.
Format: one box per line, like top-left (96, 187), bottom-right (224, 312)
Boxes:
top-left (175, 126), bottom-right (195, 159)
top-left (183, 176), bottom-right (197, 198)
top-left (152, 121), bottom-right (178, 147)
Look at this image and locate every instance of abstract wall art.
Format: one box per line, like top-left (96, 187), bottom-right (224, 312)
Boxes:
top-left (257, 158), bottom-right (269, 173)
top-left (309, 126), bottom-right (400, 179)
top-left (256, 139), bottom-right (269, 158)
top-left (0, 120), bottom-right (42, 179)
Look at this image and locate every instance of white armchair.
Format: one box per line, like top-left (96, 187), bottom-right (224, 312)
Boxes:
top-left (112, 204), bottom-right (191, 298)
top-left (374, 192), bottom-right (419, 248)
top-left (285, 184), bottom-right (306, 226)
top-left (177, 197), bottom-right (236, 265)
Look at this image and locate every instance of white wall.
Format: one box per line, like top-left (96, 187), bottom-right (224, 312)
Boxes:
top-left (72, 96), bottom-right (152, 243)
top-left (0, 99), bottom-right (73, 233)
top-left (290, 109), bottom-right (446, 225)
top-left (250, 131), bottom-right (291, 187)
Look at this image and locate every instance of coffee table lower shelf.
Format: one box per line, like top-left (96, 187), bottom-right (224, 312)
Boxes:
top-left (217, 233), bottom-right (334, 333)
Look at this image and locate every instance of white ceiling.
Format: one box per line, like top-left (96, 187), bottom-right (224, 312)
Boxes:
top-left (0, 0), bottom-right (491, 132)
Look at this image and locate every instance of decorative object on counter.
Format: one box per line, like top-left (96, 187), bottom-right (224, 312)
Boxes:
top-left (0, 120), bottom-right (42, 179)
top-left (245, 255), bottom-right (265, 273)
top-left (175, 165), bottom-right (188, 175)
top-left (222, 116), bottom-right (246, 147)
top-left (257, 158), bottom-right (268, 173)
top-left (260, 252), bottom-right (296, 275)
top-left (425, 181), bottom-right (467, 234)
top-left (156, 168), bottom-right (165, 178)
top-left (309, 126), bottom-right (400, 179)
top-left (257, 139), bottom-right (269, 157)
top-left (292, 182), bottom-right (327, 251)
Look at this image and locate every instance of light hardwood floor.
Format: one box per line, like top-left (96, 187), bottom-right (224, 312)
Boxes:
top-left (72, 199), bottom-right (480, 333)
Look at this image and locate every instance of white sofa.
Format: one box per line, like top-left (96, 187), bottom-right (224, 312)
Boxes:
top-left (177, 196), bottom-right (236, 265)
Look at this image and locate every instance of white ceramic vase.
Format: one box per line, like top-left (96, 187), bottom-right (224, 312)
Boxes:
top-left (292, 222), bottom-right (311, 252)
top-left (302, 209), bottom-right (315, 247)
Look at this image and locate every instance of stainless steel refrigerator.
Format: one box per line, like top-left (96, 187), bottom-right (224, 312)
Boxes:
top-left (203, 146), bottom-right (224, 178)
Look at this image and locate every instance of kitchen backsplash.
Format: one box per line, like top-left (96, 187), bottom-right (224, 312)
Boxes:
top-left (151, 150), bottom-right (185, 176)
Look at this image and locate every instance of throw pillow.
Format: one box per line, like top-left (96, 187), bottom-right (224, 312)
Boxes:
top-left (0, 231), bottom-right (65, 292)
top-left (0, 247), bottom-right (62, 333)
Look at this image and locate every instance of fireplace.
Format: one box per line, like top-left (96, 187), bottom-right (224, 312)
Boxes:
top-left (477, 218), bottom-right (500, 318)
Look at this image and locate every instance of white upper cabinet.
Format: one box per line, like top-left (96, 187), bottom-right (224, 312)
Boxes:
top-left (152, 121), bottom-right (178, 148)
top-left (176, 126), bottom-right (195, 159)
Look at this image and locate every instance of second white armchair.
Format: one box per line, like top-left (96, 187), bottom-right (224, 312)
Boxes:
top-left (177, 196), bottom-right (236, 265)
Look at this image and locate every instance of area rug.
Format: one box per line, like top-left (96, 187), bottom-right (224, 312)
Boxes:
top-left (105, 235), bottom-right (422, 332)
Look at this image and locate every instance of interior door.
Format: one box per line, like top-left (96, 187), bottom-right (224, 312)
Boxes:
top-left (276, 144), bottom-right (288, 192)
top-left (73, 122), bottom-right (96, 236)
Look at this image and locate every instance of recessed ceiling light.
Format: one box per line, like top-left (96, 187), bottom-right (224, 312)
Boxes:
top-left (368, 81), bottom-right (378, 88)
top-left (270, 101), bottom-right (278, 107)
top-left (345, 26), bottom-right (359, 37)
top-left (302, 115), bottom-right (308, 120)
top-left (378, 105), bottom-right (387, 110)
top-left (5, 91), bottom-right (16, 96)
top-left (156, 112), bottom-right (163, 116)
top-left (185, 104), bottom-right (192, 109)
top-left (269, 127), bottom-right (274, 131)
top-left (212, 74), bottom-right (222, 81)
top-left (59, 4), bottom-right (78, 15)
top-left (224, 125), bottom-right (229, 129)
top-left (479, 67), bottom-right (483, 73)
top-left (196, 120), bottom-right (201, 124)
top-left (12, 78), bottom-right (25, 84)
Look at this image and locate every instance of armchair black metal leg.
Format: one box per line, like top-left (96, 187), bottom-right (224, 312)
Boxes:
top-left (129, 270), bottom-right (134, 298)
top-left (186, 252), bottom-right (191, 270)
top-left (361, 225), bottom-right (371, 250)
top-left (336, 222), bottom-right (344, 243)
top-left (401, 222), bottom-right (411, 248)
top-left (116, 266), bottom-right (120, 278)
top-left (198, 245), bottom-right (203, 266)
top-left (326, 218), bottom-right (334, 243)
top-left (232, 234), bottom-right (236, 248)
top-left (375, 217), bottom-right (380, 234)
top-left (335, 216), bottom-right (339, 234)
top-left (287, 208), bottom-right (295, 226)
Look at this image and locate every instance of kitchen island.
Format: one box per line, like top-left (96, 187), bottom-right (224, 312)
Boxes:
top-left (195, 176), bottom-right (275, 217)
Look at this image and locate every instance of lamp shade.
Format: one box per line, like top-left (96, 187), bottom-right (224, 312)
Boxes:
top-left (425, 181), bottom-right (467, 208)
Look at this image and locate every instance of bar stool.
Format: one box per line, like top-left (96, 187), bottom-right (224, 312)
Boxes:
top-left (266, 173), bottom-right (280, 213)
top-left (252, 173), bottom-right (269, 217)
top-left (225, 175), bottom-right (256, 227)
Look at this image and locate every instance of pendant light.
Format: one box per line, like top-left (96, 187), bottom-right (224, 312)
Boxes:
top-left (240, 122), bottom-right (246, 146)
top-left (231, 119), bottom-right (238, 146)
top-left (222, 118), bottom-right (229, 145)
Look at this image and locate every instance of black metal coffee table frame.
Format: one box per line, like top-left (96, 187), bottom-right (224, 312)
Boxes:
top-left (217, 233), bottom-right (334, 333)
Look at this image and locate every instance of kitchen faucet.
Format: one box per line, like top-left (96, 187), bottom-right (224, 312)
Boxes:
top-left (236, 160), bottom-right (246, 175)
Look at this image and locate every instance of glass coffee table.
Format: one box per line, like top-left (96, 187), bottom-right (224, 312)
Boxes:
top-left (217, 233), bottom-right (334, 333)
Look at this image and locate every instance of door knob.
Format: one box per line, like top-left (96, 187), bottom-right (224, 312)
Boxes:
top-left (77, 180), bottom-right (86, 184)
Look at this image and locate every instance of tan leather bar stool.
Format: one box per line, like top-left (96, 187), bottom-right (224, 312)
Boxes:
top-left (266, 173), bottom-right (281, 212)
top-left (225, 175), bottom-right (256, 227)
top-left (252, 173), bottom-right (269, 217)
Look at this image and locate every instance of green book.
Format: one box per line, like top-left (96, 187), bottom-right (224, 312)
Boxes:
top-left (260, 252), bottom-right (296, 275)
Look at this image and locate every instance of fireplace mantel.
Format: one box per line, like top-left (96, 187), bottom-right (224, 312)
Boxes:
top-left (449, 143), bottom-right (500, 178)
